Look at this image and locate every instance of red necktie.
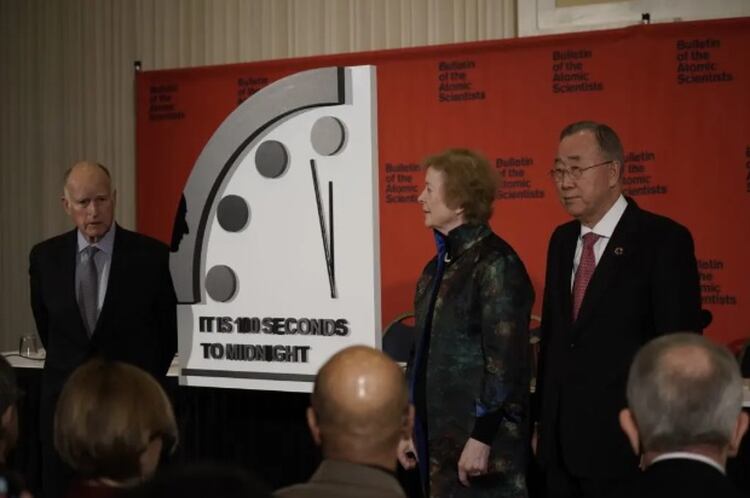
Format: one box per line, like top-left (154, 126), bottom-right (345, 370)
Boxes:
top-left (572, 232), bottom-right (600, 321)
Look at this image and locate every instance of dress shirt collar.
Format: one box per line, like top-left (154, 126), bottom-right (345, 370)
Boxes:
top-left (579, 194), bottom-right (627, 239)
top-left (77, 224), bottom-right (116, 255)
top-left (651, 451), bottom-right (725, 474)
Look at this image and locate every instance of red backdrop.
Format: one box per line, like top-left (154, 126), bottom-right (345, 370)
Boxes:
top-left (136, 17), bottom-right (750, 345)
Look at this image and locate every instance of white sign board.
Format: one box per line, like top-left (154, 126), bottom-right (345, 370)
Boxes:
top-left (170, 66), bottom-right (380, 392)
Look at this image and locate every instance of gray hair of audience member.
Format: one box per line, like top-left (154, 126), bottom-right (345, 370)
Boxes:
top-left (0, 355), bottom-right (20, 439)
top-left (626, 333), bottom-right (743, 453)
top-left (560, 120), bottom-right (625, 173)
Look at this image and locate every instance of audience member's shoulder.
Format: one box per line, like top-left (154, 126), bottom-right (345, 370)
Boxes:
top-left (610, 460), bottom-right (745, 498)
top-left (275, 483), bottom-right (402, 498)
top-left (273, 484), bottom-right (305, 497)
top-left (122, 462), bottom-right (270, 498)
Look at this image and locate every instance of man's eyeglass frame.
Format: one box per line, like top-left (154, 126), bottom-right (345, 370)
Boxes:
top-left (549, 159), bottom-right (614, 182)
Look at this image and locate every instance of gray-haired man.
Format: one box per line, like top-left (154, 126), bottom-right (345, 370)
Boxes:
top-left (617, 333), bottom-right (748, 498)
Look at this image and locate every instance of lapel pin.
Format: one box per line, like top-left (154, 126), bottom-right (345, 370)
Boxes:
top-left (614, 247), bottom-right (624, 256)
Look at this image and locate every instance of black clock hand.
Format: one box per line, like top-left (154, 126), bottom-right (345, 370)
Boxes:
top-left (310, 159), bottom-right (337, 298)
top-left (329, 180), bottom-right (335, 284)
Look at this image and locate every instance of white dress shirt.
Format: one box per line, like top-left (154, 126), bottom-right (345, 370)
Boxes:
top-left (75, 224), bottom-right (115, 311)
top-left (570, 194), bottom-right (628, 290)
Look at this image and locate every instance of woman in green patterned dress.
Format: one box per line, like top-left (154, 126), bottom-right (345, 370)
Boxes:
top-left (397, 148), bottom-right (534, 498)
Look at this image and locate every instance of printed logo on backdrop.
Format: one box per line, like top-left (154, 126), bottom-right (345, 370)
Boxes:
top-left (699, 259), bottom-right (738, 307)
top-left (149, 84), bottom-right (185, 121)
top-left (237, 76), bottom-right (269, 105)
top-left (676, 39), bottom-right (734, 85)
top-left (169, 66), bottom-right (381, 392)
top-left (437, 60), bottom-right (487, 103)
top-left (384, 163), bottom-right (421, 204)
top-left (623, 150), bottom-right (667, 197)
top-left (495, 157), bottom-right (545, 200)
top-left (551, 48), bottom-right (604, 94)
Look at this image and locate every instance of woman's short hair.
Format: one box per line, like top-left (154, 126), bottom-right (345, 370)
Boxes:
top-left (423, 148), bottom-right (497, 224)
top-left (54, 359), bottom-right (178, 481)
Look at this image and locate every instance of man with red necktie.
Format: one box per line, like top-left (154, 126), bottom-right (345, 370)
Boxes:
top-left (534, 121), bottom-right (703, 498)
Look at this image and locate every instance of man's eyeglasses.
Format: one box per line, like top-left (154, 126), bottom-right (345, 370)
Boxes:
top-left (548, 160), bottom-right (614, 182)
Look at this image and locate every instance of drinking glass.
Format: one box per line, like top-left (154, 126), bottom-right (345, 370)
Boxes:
top-left (18, 335), bottom-right (40, 358)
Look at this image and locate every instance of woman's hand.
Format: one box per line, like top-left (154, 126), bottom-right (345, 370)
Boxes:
top-left (397, 437), bottom-right (419, 469)
top-left (457, 437), bottom-right (490, 486)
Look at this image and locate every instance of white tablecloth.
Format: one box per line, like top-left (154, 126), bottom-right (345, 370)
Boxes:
top-left (2, 351), bottom-right (180, 377)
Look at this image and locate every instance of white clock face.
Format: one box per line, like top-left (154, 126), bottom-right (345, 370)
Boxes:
top-left (171, 66), bottom-right (380, 392)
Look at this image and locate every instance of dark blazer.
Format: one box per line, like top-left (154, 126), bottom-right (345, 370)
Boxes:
top-left (614, 458), bottom-right (744, 498)
top-left (274, 459), bottom-right (406, 498)
top-left (29, 225), bottom-right (177, 442)
top-left (537, 199), bottom-right (702, 479)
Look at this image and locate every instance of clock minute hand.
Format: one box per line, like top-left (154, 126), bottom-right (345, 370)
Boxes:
top-left (309, 159), bottom-right (337, 298)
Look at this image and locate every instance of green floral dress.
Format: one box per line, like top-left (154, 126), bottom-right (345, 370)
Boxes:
top-left (410, 223), bottom-right (534, 497)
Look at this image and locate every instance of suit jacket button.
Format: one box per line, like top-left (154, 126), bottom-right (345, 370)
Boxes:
top-left (569, 343), bottom-right (575, 349)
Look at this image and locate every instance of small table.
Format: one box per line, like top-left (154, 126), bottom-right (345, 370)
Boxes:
top-left (3, 351), bottom-right (180, 376)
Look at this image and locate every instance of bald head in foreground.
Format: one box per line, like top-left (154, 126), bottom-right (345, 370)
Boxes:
top-left (616, 333), bottom-right (748, 498)
top-left (275, 346), bottom-right (413, 498)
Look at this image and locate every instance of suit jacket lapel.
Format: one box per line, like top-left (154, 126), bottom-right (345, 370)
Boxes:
top-left (573, 202), bottom-right (638, 335)
top-left (62, 229), bottom-right (91, 341)
top-left (558, 223), bottom-right (578, 328)
top-left (92, 224), bottom-right (123, 338)
top-left (61, 230), bottom-right (78, 297)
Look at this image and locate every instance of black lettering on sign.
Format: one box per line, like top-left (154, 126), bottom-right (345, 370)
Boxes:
top-left (494, 156), bottom-right (545, 201)
top-left (550, 49), bottom-right (603, 94)
top-left (199, 343), bottom-right (312, 363)
top-left (436, 60), bottom-right (486, 103)
top-left (675, 38), bottom-right (734, 85)
top-left (698, 259), bottom-right (738, 306)
top-left (148, 83), bottom-right (185, 121)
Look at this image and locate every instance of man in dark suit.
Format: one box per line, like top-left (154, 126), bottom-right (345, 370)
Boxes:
top-left (275, 346), bottom-right (412, 498)
top-left (617, 333), bottom-right (748, 498)
top-left (535, 121), bottom-right (703, 498)
top-left (29, 161), bottom-right (177, 498)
